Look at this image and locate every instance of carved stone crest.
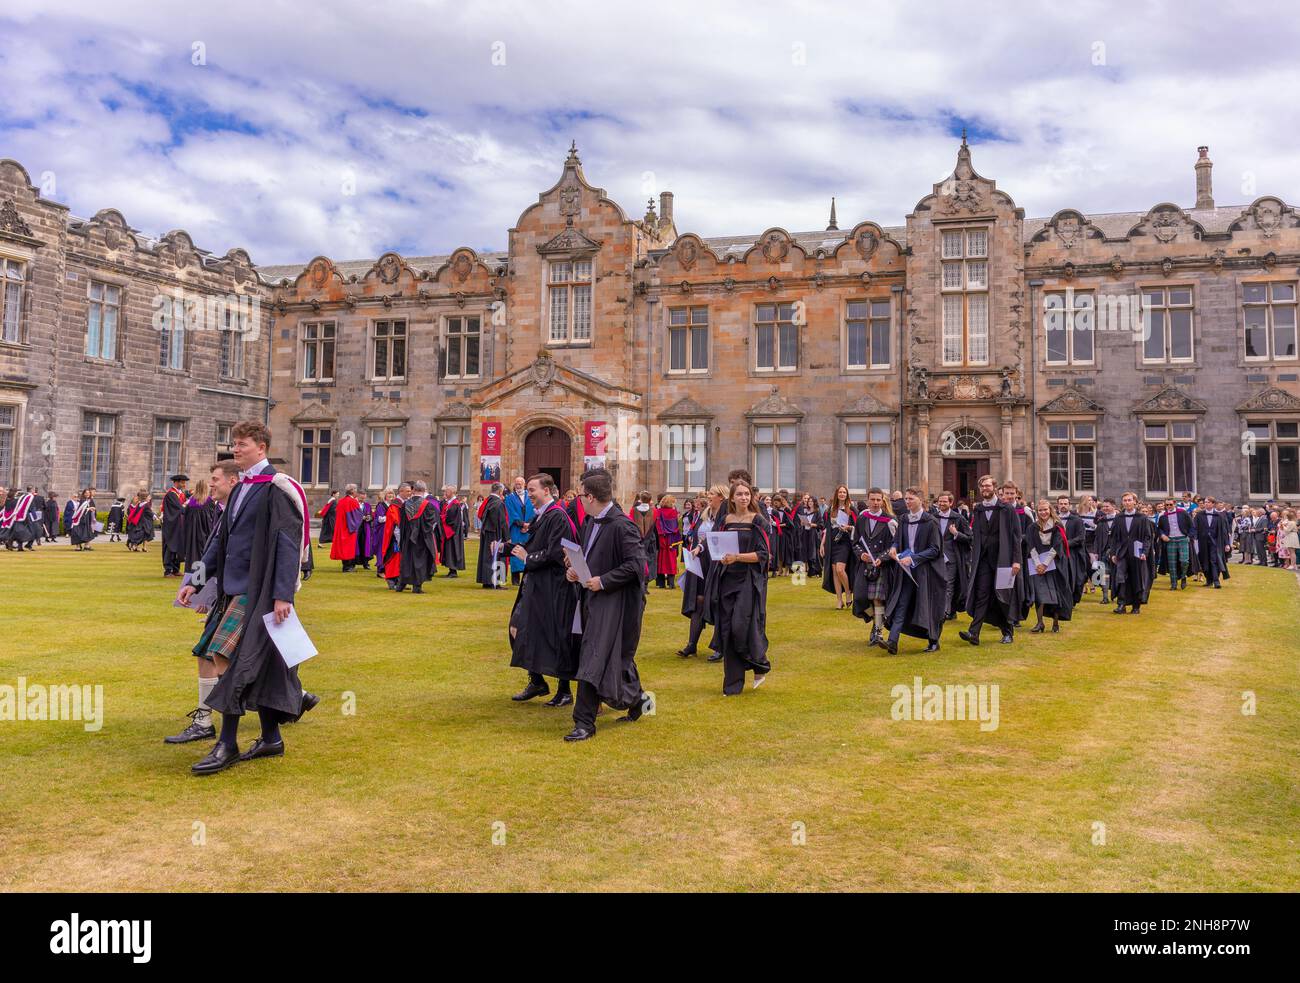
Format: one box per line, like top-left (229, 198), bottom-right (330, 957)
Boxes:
top-left (677, 238), bottom-right (699, 271)
top-left (378, 254), bottom-right (402, 284)
top-left (104, 226), bottom-right (122, 251)
top-left (531, 349), bottom-right (558, 391)
top-left (1056, 215), bottom-right (1081, 248)
top-left (1254, 199), bottom-right (1281, 237)
top-left (1151, 208), bottom-right (1182, 243)
top-left (451, 253), bottom-right (473, 283)
top-left (940, 180), bottom-right (984, 215)
top-left (855, 229), bottom-right (879, 261)
top-left (0, 198), bottom-right (32, 238)
top-left (558, 181), bottom-right (582, 225)
top-left (309, 259), bottom-right (329, 288)
top-left (761, 231), bottom-right (790, 263)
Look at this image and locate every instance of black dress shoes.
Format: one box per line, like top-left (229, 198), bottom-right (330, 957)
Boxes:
top-left (164, 710), bottom-right (216, 744)
top-left (958, 630), bottom-right (980, 646)
top-left (542, 692), bottom-right (573, 708)
top-left (239, 737), bottom-right (285, 761)
top-left (1113, 605), bottom-right (1126, 614)
top-left (884, 638), bottom-right (898, 655)
top-left (618, 692), bottom-right (649, 722)
top-left (677, 647), bottom-right (696, 658)
top-left (292, 691), bottom-right (320, 722)
top-left (924, 641), bottom-right (940, 652)
top-left (192, 742), bottom-right (241, 775)
top-left (563, 727), bottom-right (594, 742)
top-left (999, 632), bottom-right (1014, 644)
top-left (706, 651), bottom-right (723, 662)
top-left (512, 680), bottom-right (550, 702)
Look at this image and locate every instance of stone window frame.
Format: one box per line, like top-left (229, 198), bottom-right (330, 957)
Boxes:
top-left (1242, 417), bottom-right (1300, 500)
top-left (215, 421), bottom-right (235, 460)
top-left (1044, 418), bottom-right (1099, 497)
top-left (663, 421), bottom-right (709, 493)
top-left (546, 258), bottom-right (594, 347)
top-left (0, 254), bottom-right (27, 347)
top-left (1043, 287), bottom-right (1096, 367)
top-left (219, 304), bottom-right (247, 382)
top-left (366, 421), bottom-right (406, 491)
top-left (79, 409), bottom-right (117, 492)
top-left (0, 399), bottom-right (21, 486)
top-left (842, 417), bottom-right (893, 496)
top-left (842, 296), bottom-right (893, 373)
top-left (299, 319), bottom-right (337, 385)
top-left (151, 417), bottom-right (187, 490)
top-left (442, 313), bottom-right (483, 381)
top-left (296, 426), bottom-right (333, 489)
top-left (85, 277), bottom-right (125, 364)
top-left (752, 301), bottom-right (801, 375)
top-left (1138, 284), bottom-right (1196, 366)
top-left (1241, 278), bottom-right (1298, 364)
top-left (156, 293), bottom-right (192, 376)
top-left (750, 418), bottom-right (799, 493)
top-left (665, 305), bottom-right (711, 377)
top-left (438, 422), bottom-right (473, 494)
top-left (938, 225), bottom-right (990, 368)
top-left (1141, 416), bottom-right (1197, 498)
top-left (369, 316), bottom-right (408, 383)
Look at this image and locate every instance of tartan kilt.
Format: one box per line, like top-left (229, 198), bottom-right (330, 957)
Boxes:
top-left (203, 595), bottom-right (249, 661)
top-left (1165, 536), bottom-right (1190, 568)
top-left (862, 568), bottom-right (890, 600)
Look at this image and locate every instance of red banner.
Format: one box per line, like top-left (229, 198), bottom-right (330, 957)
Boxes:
top-left (480, 421), bottom-right (502, 484)
top-left (584, 421), bottom-right (606, 456)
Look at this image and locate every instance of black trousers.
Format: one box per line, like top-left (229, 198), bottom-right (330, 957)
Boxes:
top-left (966, 557), bottom-right (1009, 635)
top-left (162, 546), bottom-right (182, 574)
top-left (528, 672), bottom-right (571, 693)
top-left (685, 600), bottom-right (707, 652)
top-left (573, 680), bottom-right (601, 732)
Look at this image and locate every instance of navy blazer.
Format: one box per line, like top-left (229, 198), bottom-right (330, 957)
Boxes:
top-left (199, 466), bottom-right (299, 601)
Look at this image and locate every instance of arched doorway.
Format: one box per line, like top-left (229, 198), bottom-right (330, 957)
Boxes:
top-left (939, 425), bottom-right (992, 503)
top-left (524, 425), bottom-right (572, 493)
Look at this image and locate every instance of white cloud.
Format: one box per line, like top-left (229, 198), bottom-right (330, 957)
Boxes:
top-left (1, 0), bottom-right (1297, 264)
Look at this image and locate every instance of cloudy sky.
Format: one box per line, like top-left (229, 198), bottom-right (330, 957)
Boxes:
top-left (2, 1), bottom-right (1297, 266)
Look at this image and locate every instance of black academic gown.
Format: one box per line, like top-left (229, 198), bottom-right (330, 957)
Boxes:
top-left (509, 503), bottom-right (580, 680)
top-left (183, 499), bottom-right (219, 572)
top-left (204, 471), bottom-right (306, 723)
top-left (850, 511), bottom-right (898, 619)
top-left (702, 515), bottom-right (771, 683)
top-left (1026, 522), bottom-right (1075, 621)
top-left (126, 503), bottom-right (154, 547)
top-left (1108, 511), bottom-right (1155, 607)
top-left (1012, 509), bottom-right (1034, 621)
top-left (318, 499), bottom-right (336, 545)
top-left (932, 508), bottom-right (972, 617)
top-left (398, 496), bottom-right (437, 588)
top-left (795, 507), bottom-right (822, 576)
top-left (161, 487), bottom-right (186, 570)
top-left (963, 500), bottom-right (1022, 632)
top-left (680, 511), bottom-right (715, 617)
top-left (441, 499), bottom-right (467, 571)
top-left (883, 511), bottom-right (948, 642)
top-left (573, 502), bottom-right (646, 709)
top-left (1059, 512), bottom-right (1088, 604)
top-left (70, 500), bottom-right (98, 546)
top-left (106, 501), bottom-right (125, 534)
top-left (1192, 509), bottom-right (1225, 582)
top-left (476, 495), bottom-right (510, 586)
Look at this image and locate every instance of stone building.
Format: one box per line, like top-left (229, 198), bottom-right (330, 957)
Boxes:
top-left (0, 158), bottom-right (270, 500)
top-left (4, 139), bottom-right (1298, 510)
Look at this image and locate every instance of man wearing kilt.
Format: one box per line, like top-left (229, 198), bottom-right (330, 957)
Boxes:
top-left (1156, 498), bottom-right (1192, 590)
top-left (177, 421), bottom-right (313, 775)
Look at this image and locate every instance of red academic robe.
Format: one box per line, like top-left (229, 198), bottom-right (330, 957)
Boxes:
top-left (330, 495), bottom-right (362, 560)
top-left (381, 501), bottom-right (403, 579)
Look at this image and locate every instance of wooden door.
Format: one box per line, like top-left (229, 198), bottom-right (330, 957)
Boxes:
top-left (523, 426), bottom-right (572, 493)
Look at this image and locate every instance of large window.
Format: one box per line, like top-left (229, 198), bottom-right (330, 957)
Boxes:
top-left (1243, 282), bottom-right (1297, 361)
top-left (1, 258), bottom-right (24, 344)
top-left (845, 421), bottom-right (891, 494)
top-left (0, 405), bottom-right (15, 484)
top-left (754, 303), bottom-right (798, 372)
top-left (441, 424), bottom-right (470, 490)
top-left (753, 422), bottom-right (797, 492)
top-left (940, 228), bottom-right (989, 366)
top-left (79, 412), bottom-right (115, 490)
top-left (1142, 287), bottom-right (1194, 363)
top-left (444, 316), bottom-right (480, 379)
top-left (1046, 422), bottom-right (1097, 496)
top-left (1143, 420), bottom-right (1196, 496)
top-left (846, 300), bottom-right (891, 370)
top-left (1245, 420), bottom-right (1300, 498)
top-left (301, 321), bottom-right (336, 382)
top-left (85, 281), bottom-right (121, 360)
top-left (1044, 289), bottom-right (1095, 365)
top-left (666, 424), bottom-right (707, 492)
top-left (158, 296), bottom-right (187, 371)
top-left (548, 260), bottom-right (592, 344)
top-left (368, 425), bottom-right (404, 489)
top-left (372, 319), bottom-right (407, 381)
top-left (220, 305), bottom-right (245, 379)
top-left (215, 422), bottom-right (234, 460)
top-left (668, 307), bottom-right (709, 374)
top-left (299, 427), bottom-right (332, 487)
top-left (151, 419), bottom-right (185, 489)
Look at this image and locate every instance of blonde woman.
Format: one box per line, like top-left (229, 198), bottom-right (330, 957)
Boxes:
top-left (705, 480), bottom-right (771, 693)
top-left (1279, 508), bottom-right (1298, 570)
top-left (679, 484), bottom-right (728, 659)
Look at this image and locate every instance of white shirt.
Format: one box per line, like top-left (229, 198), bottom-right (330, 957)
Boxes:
top-left (230, 457), bottom-right (271, 523)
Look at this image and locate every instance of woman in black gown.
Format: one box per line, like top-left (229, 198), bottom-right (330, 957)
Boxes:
top-left (704, 479), bottom-right (771, 695)
top-left (182, 479), bottom-right (218, 573)
top-left (820, 484), bottom-right (858, 609)
top-left (1027, 500), bottom-right (1075, 632)
top-left (794, 492), bottom-right (822, 578)
top-left (678, 486), bottom-right (725, 659)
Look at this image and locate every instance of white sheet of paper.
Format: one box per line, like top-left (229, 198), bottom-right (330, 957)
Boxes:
top-left (995, 566), bottom-right (1017, 590)
top-left (697, 519), bottom-right (714, 537)
top-left (173, 578), bottom-right (218, 610)
top-left (1132, 540), bottom-right (1145, 558)
top-left (706, 530), bottom-right (740, 561)
top-left (835, 510), bottom-right (850, 528)
top-left (1028, 549), bottom-right (1056, 574)
top-left (561, 537), bottom-right (593, 583)
top-left (683, 550), bottom-right (703, 578)
top-left (262, 608), bottom-right (318, 668)
top-left (92, 521), bottom-right (104, 533)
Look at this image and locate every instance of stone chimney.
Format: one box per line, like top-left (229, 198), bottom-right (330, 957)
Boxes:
top-left (658, 191), bottom-right (674, 228)
top-left (1195, 146), bottom-right (1214, 209)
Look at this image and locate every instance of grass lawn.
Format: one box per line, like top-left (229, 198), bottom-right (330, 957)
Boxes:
top-left (1, 539), bottom-right (1297, 892)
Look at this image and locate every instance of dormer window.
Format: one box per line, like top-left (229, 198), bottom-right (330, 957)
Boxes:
top-left (548, 260), bottom-right (592, 344)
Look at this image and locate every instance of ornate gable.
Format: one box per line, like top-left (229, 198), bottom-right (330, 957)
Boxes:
top-left (659, 395), bottom-right (713, 419)
top-left (836, 391), bottom-right (893, 417)
top-left (1029, 209), bottom-right (1103, 249)
top-left (537, 226), bottom-right (602, 256)
top-left (1133, 385), bottom-right (1208, 415)
top-left (364, 251), bottom-right (416, 285)
top-left (361, 400), bottom-right (409, 424)
top-left (746, 388), bottom-right (805, 419)
top-left (1039, 386), bottom-right (1104, 415)
top-left (1228, 197), bottom-right (1300, 238)
top-left (0, 197), bottom-right (34, 239)
top-left (1129, 204), bottom-right (1202, 244)
top-left (1235, 387), bottom-right (1300, 412)
top-left (289, 400), bottom-right (337, 425)
top-left (438, 400), bottom-right (473, 419)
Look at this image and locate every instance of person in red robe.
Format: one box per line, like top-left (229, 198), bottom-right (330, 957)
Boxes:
top-left (655, 494), bottom-right (680, 588)
top-left (380, 488), bottom-right (404, 588)
top-left (330, 485), bottom-right (364, 572)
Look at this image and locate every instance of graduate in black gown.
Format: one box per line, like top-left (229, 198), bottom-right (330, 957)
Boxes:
top-left (105, 497), bottom-right (126, 543)
top-left (704, 479), bottom-right (772, 695)
top-left (315, 492), bottom-right (337, 546)
top-left (1027, 500), bottom-right (1074, 633)
top-left (1192, 496), bottom-right (1226, 588)
top-left (820, 484), bottom-right (858, 609)
top-left (563, 468), bottom-right (649, 741)
top-left (182, 480), bottom-right (220, 574)
top-left (1092, 499), bottom-right (1118, 603)
top-left (679, 488), bottom-right (724, 660)
top-left (853, 488), bottom-right (898, 649)
top-left (1156, 497), bottom-right (1193, 590)
top-left (439, 485), bottom-right (467, 577)
top-left (69, 489), bottom-right (98, 550)
top-left (882, 488), bottom-right (947, 653)
top-left (160, 475), bottom-right (189, 576)
top-left (794, 493), bottom-right (822, 578)
top-left (1008, 489), bottom-right (1034, 626)
top-left (1055, 495), bottom-right (1089, 605)
top-left (631, 491), bottom-right (658, 584)
top-left (125, 492), bottom-right (154, 550)
top-left (1108, 491), bottom-right (1155, 614)
top-left (508, 474), bottom-right (578, 707)
top-left (959, 475), bottom-right (1022, 646)
top-left (397, 481), bottom-right (438, 593)
top-left (931, 490), bottom-right (971, 620)
top-left (475, 482), bottom-right (510, 589)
